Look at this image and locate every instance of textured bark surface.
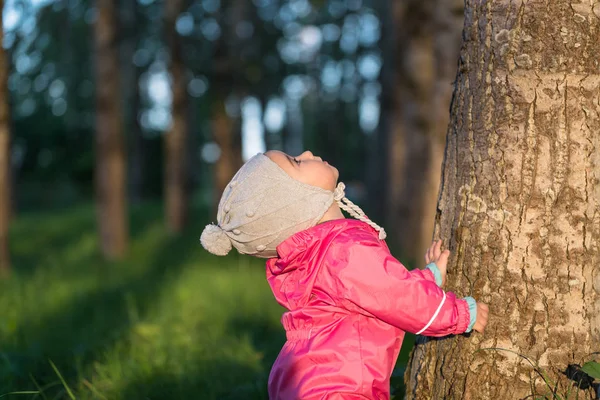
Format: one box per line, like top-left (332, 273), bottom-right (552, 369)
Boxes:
top-left (0, 0), bottom-right (10, 274)
top-left (164, 0), bottom-right (189, 234)
top-left (95, 0), bottom-right (128, 259)
top-left (385, 0), bottom-right (463, 263)
top-left (405, 1), bottom-right (600, 398)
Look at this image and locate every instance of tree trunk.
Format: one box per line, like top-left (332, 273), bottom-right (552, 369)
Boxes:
top-left (61, 0), bottom-right (72, 130)
top-left (122, 0), bottom-right (144, 204)
top-left (212, 100), bottom-right (241, 213)
top-left (283, 98), bottom-right (304, 157)
top-left (405, 1), bottom-right (600, 398)
top-left (369, 1), bottom-right (394, 224)
top-left (129, 64), bottom-right (144, 204)
top-left (164, 0), bottom-right (189, 234)
top-left (95, 0), bottom-right (128, 259)
top-left (385, 0), bottom-right (463, 265)
top-left (0, 0), bottom-right (11, 274)
top-left (385, 0), bottom-right (434, 263)
top-left (210, 0), bottom-right (245, 212)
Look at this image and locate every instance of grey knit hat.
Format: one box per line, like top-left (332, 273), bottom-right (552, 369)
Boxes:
top-left (200, 153), bottom-right (386, 258)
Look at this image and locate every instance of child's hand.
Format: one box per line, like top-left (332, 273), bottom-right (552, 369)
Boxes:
top-left (473, 302), bottom-right (489, 333)
top-left (425, 240), bottom-right (449, 286)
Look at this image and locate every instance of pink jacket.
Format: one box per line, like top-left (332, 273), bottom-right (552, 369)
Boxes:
top-left (266, 219), bottom-right (472, 400)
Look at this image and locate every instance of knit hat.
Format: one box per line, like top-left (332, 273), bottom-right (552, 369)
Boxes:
top-left (200, 153), bottom-right (386, 258)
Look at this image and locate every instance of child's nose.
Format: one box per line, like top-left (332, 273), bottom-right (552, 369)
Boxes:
top-left (299, 151), bottom-right (314, 159)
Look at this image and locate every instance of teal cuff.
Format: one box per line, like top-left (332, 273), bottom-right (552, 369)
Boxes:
top-left (425, 263), bottom-right (443, 287)
top-left (464, 297), bottom-right (477, 333)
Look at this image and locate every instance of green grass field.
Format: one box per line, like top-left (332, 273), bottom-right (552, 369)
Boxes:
top-left (0, 203), bottom-right (413, 399)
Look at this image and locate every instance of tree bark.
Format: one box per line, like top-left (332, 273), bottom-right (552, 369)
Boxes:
top-left (385, 0), bottom-right (463, 264)
top-left (95, 0), bottom-right (128, 259)
top-left (164, 0), bottom-right (189, 234)
top-left (0, 0), bottom-right (11, 274)
top-left (406, 1), bottom-right (600, 398)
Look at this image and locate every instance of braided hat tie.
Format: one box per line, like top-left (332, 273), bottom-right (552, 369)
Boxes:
top-left (333, 183), bottom-right (387, 240)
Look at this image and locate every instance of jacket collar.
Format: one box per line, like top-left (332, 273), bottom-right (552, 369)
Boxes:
top-left (270, 219), bottom-right (375, 274)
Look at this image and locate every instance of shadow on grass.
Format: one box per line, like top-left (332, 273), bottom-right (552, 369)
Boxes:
top-left (0, 204), bottom-right (213, 396)
top-left (117, 358), bottom-right (270, 400)
top-left (228, 313), bottom-right (286, 376)
top-left (8, 203), bottom-right (160, 277)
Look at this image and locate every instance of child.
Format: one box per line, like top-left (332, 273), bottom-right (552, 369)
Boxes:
top-left (201, 150), bottom-right (489, 400)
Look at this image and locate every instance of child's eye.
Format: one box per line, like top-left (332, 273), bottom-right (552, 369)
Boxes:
top-left (293, 158), bottom-right (301, 165)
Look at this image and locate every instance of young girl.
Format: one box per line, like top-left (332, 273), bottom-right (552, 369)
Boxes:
top-left (201, 150), bottom-right (489, 400)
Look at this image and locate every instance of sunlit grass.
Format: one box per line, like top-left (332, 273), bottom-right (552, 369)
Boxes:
top-left (0, 202), bottom-right (283, 399)
top-left (0, 202), bottom-right (411, 399)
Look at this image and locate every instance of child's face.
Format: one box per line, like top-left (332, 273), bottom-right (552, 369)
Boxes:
top-left (265, 150), bottom-right (339, 192)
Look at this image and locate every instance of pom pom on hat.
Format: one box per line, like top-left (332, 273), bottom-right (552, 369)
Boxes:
top-left (200, 224), bottom-right (233, 256)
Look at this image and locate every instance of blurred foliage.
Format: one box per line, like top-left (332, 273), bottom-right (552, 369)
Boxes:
top-left (6, 0), bottom-right (385, 211)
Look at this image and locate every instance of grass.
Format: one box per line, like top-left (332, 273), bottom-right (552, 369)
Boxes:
top-left (0, 202), bottom-right (412, 399)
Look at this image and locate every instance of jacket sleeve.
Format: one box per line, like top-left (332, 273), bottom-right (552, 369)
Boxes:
top-left (409, 265), bottom-right (438, 285)
top-left (334, 240), bottom-right (471, 336)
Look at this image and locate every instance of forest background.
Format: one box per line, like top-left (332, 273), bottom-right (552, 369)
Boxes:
top-left (3, 0), bottom-right (598, 399)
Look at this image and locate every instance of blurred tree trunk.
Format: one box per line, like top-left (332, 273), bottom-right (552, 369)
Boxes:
top-left (61, 0), bottom-right (74, 131)
top-left (95, 0), bottom-right (129, 260)
top-left (122, 0), bottom-right (144, 204)
top-left (283, 98), bottom-right (304, 157)
top-left (369, 2), bottom-right (393, 224)
top-left (412, 0), bottom-right (464, 263)
top-left (212, 99), bottom-right (241, 211)
top-left (0, 0), bottom-right (11, 274)
top-left (405, 1), bottom-right (600, 398)
top-left (210, 0), bottom-right (244, 212)
top-left (380, 0), bottom-right (462, 264)
top-left (129, 69), bottom-right (144, 204)
top-left (164, 0), bottom-right (189, 233)
top-left (260, 95), bottom-right (276, 150)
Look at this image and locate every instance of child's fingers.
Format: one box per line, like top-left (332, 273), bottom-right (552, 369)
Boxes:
top-left (474, 322), bottom-right (486, 333)
top-left (436, 249), bottom-right (450, 266)
top-left (474, 319), bottom-right (487, 333)
top-left (478, 303), bottom-right (489, 314)
top-left (426, 242), bottom-right (435, 263)
top-left (434, 240), bottom-right (443, 260)
top-left (428, 240), bottom-right (440, 263)
top-left (473, 303), bottom-right (489, 333)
